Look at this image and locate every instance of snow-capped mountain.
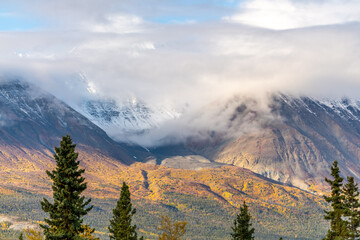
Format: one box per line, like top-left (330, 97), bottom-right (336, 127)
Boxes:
top-left (79, 97), bottom-right (180, 141)
top-left (278, 94), bottom-right (360, 122)
top-left (178, 94), bottom-right (360, 191)
top-left (0, 80), bottom-right (330, 240)
top-left (72, 89), bottom-right (360, 192)
top-left (0, 79), bottom-right (139, 165)
top-left (53, 72), bottom-right (180, 143)
top-left (2, 78), bottom-right (360, 193)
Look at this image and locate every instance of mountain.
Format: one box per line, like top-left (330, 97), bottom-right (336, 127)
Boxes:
top-left (0, 80), bottom-right (144, 183)
top-left (0, 80), bottom-right (330, 239)
top-left (176, 94), bottom-right (360, 192)
top-left (78, 97), bottom-right (179, 143)
top-left (69, 88), bottom-right (360, 192)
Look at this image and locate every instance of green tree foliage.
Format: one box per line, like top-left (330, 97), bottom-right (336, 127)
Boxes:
top-left (40, 135), bottom-right (93, 240)
top-left (158, 215), bottom-right (187, 240)
top-left (109, 182), bottom-right (143, 240)
top-left (231, 201), bottom-right (255, 240)
top-left (343, 176), bottom-right (360, 240)
top-left (323, 161), bottom-right (348, 240)
top-left (19, 232), bottom-right (24, 240)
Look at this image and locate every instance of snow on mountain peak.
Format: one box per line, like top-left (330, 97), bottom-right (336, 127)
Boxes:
top-left (79, 96), bottom-right (180, 142)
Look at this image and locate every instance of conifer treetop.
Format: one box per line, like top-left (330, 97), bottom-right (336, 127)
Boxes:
top-left (231, 201), bottom-right (255, 240)
top-left (323, 160), bottom-right (348, 240)
top-left (343, 176), bottom-right (360, 240)
top-left (109, 182), bottom-right (141, 240)
top-left (40, 135), bottom-right (93, 240)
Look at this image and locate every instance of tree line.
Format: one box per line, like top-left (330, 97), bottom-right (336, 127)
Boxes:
top-left (16, 136), bottom-right (360, 240)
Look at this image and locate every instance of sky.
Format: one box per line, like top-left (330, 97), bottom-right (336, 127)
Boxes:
top-left (1, 0), bottom-right (360, 145)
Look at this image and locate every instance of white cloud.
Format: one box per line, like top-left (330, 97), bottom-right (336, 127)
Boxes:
top-left (89, 14), bottom-right (144, 33)
top-left (1, 1), bottom-right (360, 145)
top-left (1, 21), bottom-right (360, 109)
top-left (226, 0), bottom-right (360, 30)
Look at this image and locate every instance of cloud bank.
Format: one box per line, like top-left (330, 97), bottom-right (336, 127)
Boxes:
top-left (1, 0), bottom-right (360, 145)
top-left (228, 0), bottom-right (360, 30)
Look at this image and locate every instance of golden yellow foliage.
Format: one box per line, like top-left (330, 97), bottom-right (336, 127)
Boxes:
top-left (22, 225), bottom-right (98, 240)
top-left (79, 225), bottom-right (100, 240)
top-left (1, 222), bottom-right (9, 231)
top-left (158, 215), bottom-right (187, 240)
top-left (24, 229), bottom-right (44, 240)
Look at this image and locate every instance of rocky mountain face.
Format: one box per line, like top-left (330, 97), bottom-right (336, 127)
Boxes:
top-left (181, 94), bottom-right (360, 191)
top-left (72, 86), bottom-right (360, 192)
top-left (0, 80), bottom-right (141, 173)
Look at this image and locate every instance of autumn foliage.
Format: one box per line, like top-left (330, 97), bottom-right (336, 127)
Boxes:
top-left (158, 215), bottom-right (187, 240)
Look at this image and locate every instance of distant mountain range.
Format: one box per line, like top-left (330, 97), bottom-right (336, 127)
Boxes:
top-left (2, 79), bottom-right (360, 192)
top-left (1, 79), bottom-right (359, 239)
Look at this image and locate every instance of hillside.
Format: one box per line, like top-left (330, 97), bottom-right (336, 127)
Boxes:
top-left (0, 80), bottom-right (331, 239)
top-left (0, 79), bottom-right (148, 166)
top-left (210, 95), bottom-right (360, 191)
top-left (0, 79), bottom-right (146, 197)
top-left (147, 95), bottom-right (360, 192)
top-left (0, 162), bottom-right (329, 240)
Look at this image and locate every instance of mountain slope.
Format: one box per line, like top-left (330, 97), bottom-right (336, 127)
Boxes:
top-left (0, 80), bottom-right (141, 172)
top-left (0, 81), bottom-right (330, 239)
top-left (0, 162), bottom-right (329, 240)
top-left (187, 95), bottom-right (360, 191)
top-left (79, 97), bottom-right (179, 142)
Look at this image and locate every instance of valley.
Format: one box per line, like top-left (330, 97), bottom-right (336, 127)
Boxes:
top-left (0, 80), bottom-right (358, 239)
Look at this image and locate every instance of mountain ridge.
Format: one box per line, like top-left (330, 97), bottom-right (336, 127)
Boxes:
top-left (186, 94), bottom-right (360, 191)
top-left (0, 79), bottom-right (339, 239)
top-left (0, 79), bottom-right (144, 165)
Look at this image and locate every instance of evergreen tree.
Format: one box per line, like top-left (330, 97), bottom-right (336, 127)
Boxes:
top-left (109, 182), bottom-right (143, 240)
top-left (18, 232), bottom-right (24, 240)
top-left (323, 161), bottom-right (348, 240)
top-left (279, 238), bottom-right (283, 240)
top-left (40, 135), bottom-right (93, 240)
top-left (343, 176), bottom-right (360, 240)
top-left (231, 201), bottom-right (255, 240)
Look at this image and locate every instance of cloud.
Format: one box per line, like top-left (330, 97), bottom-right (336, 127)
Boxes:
top-left (226, 0), bottom-right (360, 30)
top-left (90, 14), bottom-right (144, 33)
top-left (1, 1), bottom-right (360, 146)
top-left (125, 94), bottom-right (283, 147)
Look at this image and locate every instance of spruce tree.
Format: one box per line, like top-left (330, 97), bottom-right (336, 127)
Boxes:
top-left (323, 161), bottom-right (348, 240)
top-left (40, 135), bottom-right (93, 240)
top-left (231, 201), bottom-right (255, 240)
top-left (343, 176), bottom-right (360, 240)
top-left (109, 182), bottom-right (142, 240)
top-left (18, 232), bottom-right (23, 240)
